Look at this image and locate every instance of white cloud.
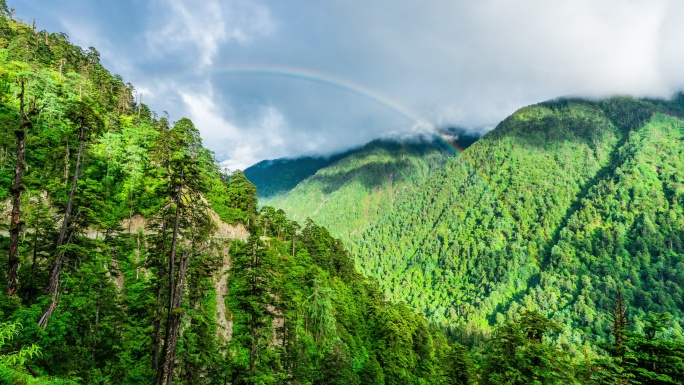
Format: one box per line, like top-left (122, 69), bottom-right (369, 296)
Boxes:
top-left (146, 0), bottom-right (275, 67)
top-left (326, 0), bottom-right (672, 126)
top-left (135, 86), bottom-right (155, 100)
top-left (118, 0), bottom-right (684, 165)
top-left (179, 86), bottom-right (291, 170)
top-left (179, 88), bottom-right (241, 144)
top-left (657, 0), bottom-right (684, 93)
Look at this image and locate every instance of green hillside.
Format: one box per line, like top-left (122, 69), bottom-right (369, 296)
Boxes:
top-left (260, 138), bottom-right (457, 241)
top-left (257, 95), bottom-right (684, 343)
top-left (244, 152), bottom-right (352, 199)
top-left (352, 97), bottom-right (684, 342)
top-left (244, 127), bottom-right (481, 201)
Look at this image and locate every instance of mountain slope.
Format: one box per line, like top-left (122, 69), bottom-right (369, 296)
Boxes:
top-left (534, 111), bottom-right (684, 335)
top-left (354, 97), bottom-right (684, 338)
top-left (259, 96), bottom-right (684, 344)
top-left (259, 138), bottom-right (460, 242)
top-left (244, 127), bottom-right (481, 201)
top-left (244, 151), bottom-right (350, 198)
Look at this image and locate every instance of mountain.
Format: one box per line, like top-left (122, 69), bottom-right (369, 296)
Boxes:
top-left (244, 151), bottom-right (350, 199)
top-left (245, 127), bottom-right (481, 200)
top-left (355, 97), bottom-right (684, 340)
top-left (256, 132), bottom-right (483, 242)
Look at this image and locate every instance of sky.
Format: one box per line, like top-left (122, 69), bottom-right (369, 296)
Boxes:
top-left (13, 0), bottom-right (684, 170)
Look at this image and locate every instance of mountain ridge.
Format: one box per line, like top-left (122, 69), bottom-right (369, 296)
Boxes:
top-left (245, 127), bottom-right (482, 199)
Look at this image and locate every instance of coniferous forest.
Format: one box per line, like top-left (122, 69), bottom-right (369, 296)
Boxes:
top-left (0, 5), bottom-right (683, 385)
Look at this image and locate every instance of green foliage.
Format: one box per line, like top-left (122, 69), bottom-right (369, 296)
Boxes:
top-left (0, 321), bottom-right (41, 384)
top-left (223, 213), bottom-right (461, 384)
top-left (481, 311), bottom-right (577, 385)
top-left (261, 138), bottom-right (455, 242)
top-left (617, 312), bottom-right (684, 384)
top-left (264, 98), bottom-right (684, 348)
top-left (0, 11), bottom-right (228, 383)
top-left (0, 321), bottom-right (39, 366)
top-left (225, 170), bottom-right (258, 223)
top-left (260, 96), bottom-right (684, 382)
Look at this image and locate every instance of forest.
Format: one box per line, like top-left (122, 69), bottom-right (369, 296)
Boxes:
top-left (0, 5), bottom-right (682, 385)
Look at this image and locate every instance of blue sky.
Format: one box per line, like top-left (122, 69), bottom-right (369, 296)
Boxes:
top-left (13, 0), bottom-right (684, 169)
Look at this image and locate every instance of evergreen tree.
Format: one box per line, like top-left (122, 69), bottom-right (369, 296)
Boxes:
top-left (7, 79), bottom-right (42, 296)
top-left (226, 170), bottom-right (258, 223)
top-left (481, 311), bottom-right (577, 385)
top-left (228, 231), bottom-right (281, 384)
top-left (149, 118), bottom-right (215, 385)
top-left (39, 100), bottom-right (103, 328)
top-left (623, 313), bottom-right (684, 384)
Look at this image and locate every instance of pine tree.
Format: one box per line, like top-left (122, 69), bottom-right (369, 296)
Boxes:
top-left (228, 230), bottom-right (281, 384)
top-left (149, 118), bottom-right (215, 385)
top-left (226, 170), bottom-right (258, 223)
top-left (611, 288), bottom-right (628, 353)
top-left (39, 100), bottom-right (103, 328)
top-left (623, 312), bottom-right (684, 384)
top-left (481, 311), bottom-right (577, 385)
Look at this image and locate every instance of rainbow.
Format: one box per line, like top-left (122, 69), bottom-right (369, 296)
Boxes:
top-left (151, 65), bottom-right (464, 155)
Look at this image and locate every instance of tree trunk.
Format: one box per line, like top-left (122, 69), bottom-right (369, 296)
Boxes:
top-left (7, 82), bottom-right (31, 296)
top-left (92, 281), bottom-right (102, 360)
top-left (154, 171), bottom-right (184, 385)
top-left (249, 242), bottom-right (258, 374)
top-left (250, 312), bottom-right (257, 374)
top-left (167, 183), bottom-right (182, 324)
top-left (152, 279), bottom-right (164, 371)
top-left (7, 117), bottom-right (25, 295)
top-left (152, 222), bottom-right (168, 371)
top-left (63, 141), bottom-right (69, 184)
top-left (155, 250), bottom-right (189, 385)
top-left (38, 124), bottom-right (85, 328)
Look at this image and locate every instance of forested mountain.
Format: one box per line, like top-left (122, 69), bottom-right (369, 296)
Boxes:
top-left (244, 152), bottom-right (351, 199)
top-left (349, 97), bottom-right (684, 341)
top-left (262, 94), bottom-right (684, 343)
top-left (1, 6), bottom-right (683, 385)
top-left (258, 138), bottom-right (457, 242)
top-left (261, 98), bottom-right (684, 381)
top-left (244, 127), bottom-right (480, 201)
